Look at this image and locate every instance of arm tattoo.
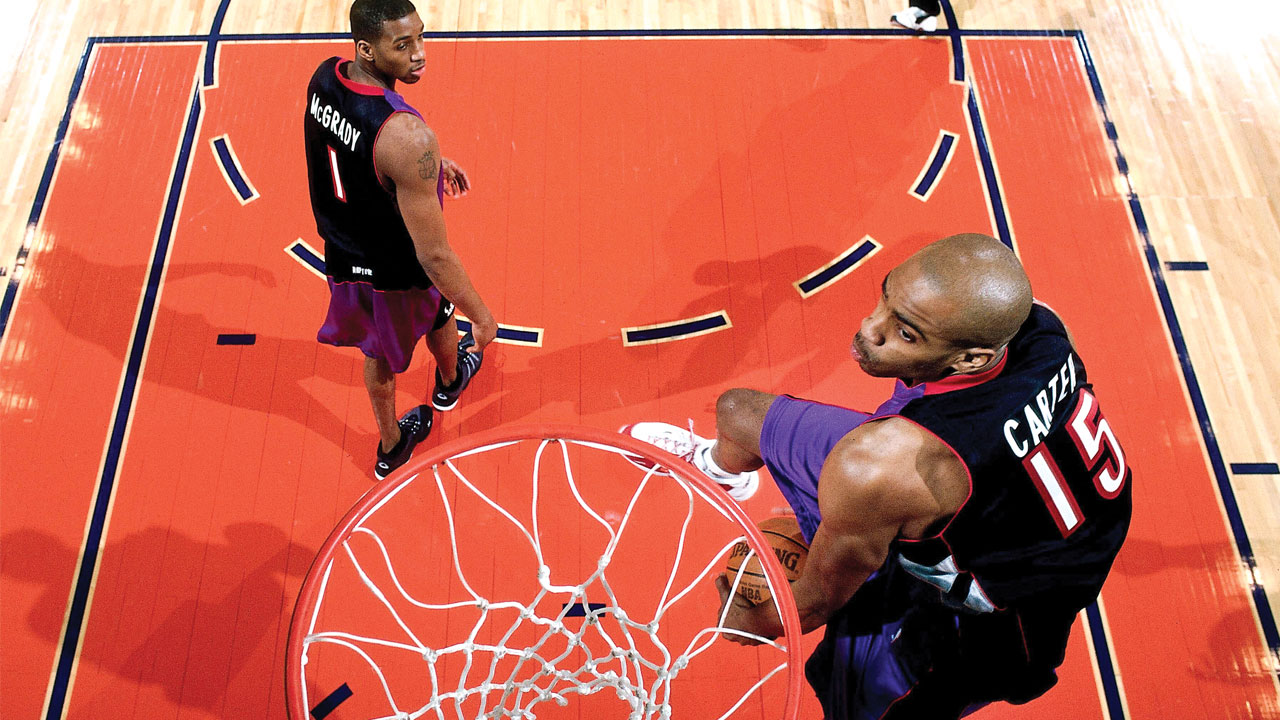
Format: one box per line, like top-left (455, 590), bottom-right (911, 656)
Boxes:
top-left (417, 148), bottom-right (439, 182)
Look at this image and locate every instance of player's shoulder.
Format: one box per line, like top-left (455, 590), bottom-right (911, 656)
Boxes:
top-left (377, 111), bottom-right (437, 151)
top-left (827, 417), bottom-right (954, 489)
top-left (821, 417), bottom-right (965, 525)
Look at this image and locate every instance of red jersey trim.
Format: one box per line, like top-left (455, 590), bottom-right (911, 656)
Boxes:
top-left (920, 349), bottom-right (1009, 396)
top-left (333, 58), bottom-right (387, 97)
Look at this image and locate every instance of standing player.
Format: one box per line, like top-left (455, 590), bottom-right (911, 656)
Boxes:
top-left (626, 234), bottom-right (1132, 718)
top-left (304, 0), bottom-right (497, 479)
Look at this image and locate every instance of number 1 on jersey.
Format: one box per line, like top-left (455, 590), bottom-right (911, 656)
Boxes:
top-left (327, 146), bottom-right (347, 202)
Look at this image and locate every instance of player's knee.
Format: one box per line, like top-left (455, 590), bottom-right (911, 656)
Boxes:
top-left (716, 388), bottom-right (772, 440)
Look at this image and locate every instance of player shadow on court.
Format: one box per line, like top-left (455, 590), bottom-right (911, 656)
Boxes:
top-left (31, 244), bottom-right (396, 468)
top-left (0, 522), bottom-right (314, 713)
top-left (662, 248), bottom-right (837, 397)
top-left (1104, 535), bottom-right (1274, 687)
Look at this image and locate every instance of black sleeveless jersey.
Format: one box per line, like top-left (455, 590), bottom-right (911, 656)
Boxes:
top-left (887, 304), bottom-right (1132, 614)
top-left (304, 57), bottom-right (443, 291)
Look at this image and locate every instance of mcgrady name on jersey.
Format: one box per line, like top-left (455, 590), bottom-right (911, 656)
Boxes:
top-left (308, 94), bottom-right (362, 151)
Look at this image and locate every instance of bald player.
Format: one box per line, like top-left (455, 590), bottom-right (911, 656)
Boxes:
top-left (625, 234), bottom-right (1132, 718)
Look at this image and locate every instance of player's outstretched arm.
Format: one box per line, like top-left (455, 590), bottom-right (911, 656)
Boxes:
top-left (377, 113), bottom-right (497, 350)
top-left (718, 417), bottom-right (966, 642)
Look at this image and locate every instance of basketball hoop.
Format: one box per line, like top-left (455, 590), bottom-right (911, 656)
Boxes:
top-left (286, 424), bottom-right (804, 720)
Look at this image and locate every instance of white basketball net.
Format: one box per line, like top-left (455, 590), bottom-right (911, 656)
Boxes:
top-left (298, 437), bottom-right (793, 720)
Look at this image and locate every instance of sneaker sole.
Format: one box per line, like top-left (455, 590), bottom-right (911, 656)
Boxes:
top-left (374, 408), bottom-right (434, 480)
top-left (430, 395), bottom-right (460, 412)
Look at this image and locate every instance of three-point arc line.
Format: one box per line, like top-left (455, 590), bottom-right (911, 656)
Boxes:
top-left (910, 130), bottom-right (959, 202)
top-left (211, 134), bottom-right (259, 204)
top-left (794, 236), bottom-right (882, 298)
top-left (286, 240), bottom-right (544, 347)
top-left (622, 310), bottom-right (731, 347)
top-left (286, 237), bottom-right (884, 346)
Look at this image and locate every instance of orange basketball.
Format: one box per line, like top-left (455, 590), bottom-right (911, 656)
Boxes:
top-left (725, 515), bottom-right (809, 606)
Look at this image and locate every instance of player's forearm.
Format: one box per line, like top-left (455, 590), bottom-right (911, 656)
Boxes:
top-left (789, 567), bottom-right (867, 634)
top-left (414, 246), bottom-right (493, 325)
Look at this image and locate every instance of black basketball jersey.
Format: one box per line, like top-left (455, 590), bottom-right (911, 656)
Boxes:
top-left (304, 57), bottom-right (443, 290)
top-left (885, 303), bottom-right (1132, 614)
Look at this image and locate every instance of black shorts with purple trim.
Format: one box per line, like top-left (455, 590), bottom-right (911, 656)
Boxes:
top-left (317, 278), bottom-right (454, 373)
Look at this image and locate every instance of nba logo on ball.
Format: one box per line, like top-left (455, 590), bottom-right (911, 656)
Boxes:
top-left (725, 516), bottom-right (809, 606)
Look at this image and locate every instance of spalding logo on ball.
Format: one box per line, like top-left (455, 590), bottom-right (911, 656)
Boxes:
top-left (725, 515), bottom-right (809, 606)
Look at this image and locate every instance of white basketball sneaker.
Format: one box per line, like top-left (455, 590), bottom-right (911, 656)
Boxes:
top-left (620, 421), bottom-right (761, 501)
top-left (892, 7), bottom-right (937, 32)
top-left (890, 7), bottom-right (927, 30)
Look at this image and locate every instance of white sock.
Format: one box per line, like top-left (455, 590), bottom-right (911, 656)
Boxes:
top-left (693, 442), bottom-right (742, 481)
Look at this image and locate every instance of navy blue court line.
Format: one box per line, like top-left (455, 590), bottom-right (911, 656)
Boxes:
top-left (84, 28), bottom-right (1085, 45)
top-left (1074, 31), bottom-right (1280, 673)
top-left (288, 241), bottom-right (327, 274)
top-left (1165, 261), bottom-right (1209, 271)
top-left (203, 0), bottom-right (232, 87)
top-left (216, 333), bottom-right (255, 345)
top-left (563, 601), bottom-right (607, 617)
top-left (43, 78), bottom-right (204, 720)
top-left (1232, 463), bottom-right (1280, 475)
top-left (624, 314), bottom-right (729, 344)
top-left (0, 40), bottom-right (96, 342)
top-left (797, 239), bottom-right (879, 296)
top-left (964, 38), bottom-right (1125, 714)
top-left (913, 133), bottom-right (957, 198)
top-left (453, 317), bottom-right (542, 345)
top-left (1084, 603), bottom-right (1126, 720)
top-left (965, 87), bottom-right (1014, 250)
top-left (310, 683), bottom-right (353, 720)
top-left (211, 136), bottom-right (256, 201)
top-left (939, 0), bottom-right (965, 82)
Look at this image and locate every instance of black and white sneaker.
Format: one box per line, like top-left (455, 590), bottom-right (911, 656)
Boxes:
top-left (431, 333), bottom-right (483, 411)
top-left (374, 404), bottom-right (434, 480)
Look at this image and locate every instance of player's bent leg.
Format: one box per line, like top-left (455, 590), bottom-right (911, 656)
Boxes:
top-left (712, 388), bottom-right (777, 472)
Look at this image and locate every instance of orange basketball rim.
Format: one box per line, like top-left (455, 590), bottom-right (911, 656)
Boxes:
top-left (286, 424), bottom-right (805, 720)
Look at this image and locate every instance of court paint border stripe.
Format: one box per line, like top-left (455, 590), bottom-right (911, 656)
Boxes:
top-left (0, 40), bottom-right (96, 342)
top-left (622, 311), bottom-right (731, 346)
top-left (41, 73), bottom-right (205, 720)
top-left (203, 0), bottom-right (232, 87)
top-left (1165, 261), bottom-right (1209, 271)
top-left (210, 134), bottom-right (259, 203)
top-left (965, 83), bottom-right (1015, 250)
top-left (910, 131), bottom-right (959, 201)
top-left (965, 34), bottom-right (1126, 716)
top-left (1084, 602), bottom-right (1128, 720)
top-left (1074, 29), bottom-right (1280, 676)
top-left (794, 236), bottom-right (882, 298)
top-left (940, 0), bottom-right (964, 81)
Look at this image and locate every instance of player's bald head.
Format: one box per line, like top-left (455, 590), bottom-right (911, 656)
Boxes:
top-left (899, 233), bottom-right (1032, 350)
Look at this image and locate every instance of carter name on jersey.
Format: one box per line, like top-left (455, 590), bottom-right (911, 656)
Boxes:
top-left (1003, 354), bottom-right (1079, 458)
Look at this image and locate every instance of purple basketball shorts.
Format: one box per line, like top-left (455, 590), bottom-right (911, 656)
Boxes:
top-left (317, 279), bottom-right (454, 374)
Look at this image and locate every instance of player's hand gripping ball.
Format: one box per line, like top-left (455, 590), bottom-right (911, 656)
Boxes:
top-left (724, 516), bottom-right (808, 606)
